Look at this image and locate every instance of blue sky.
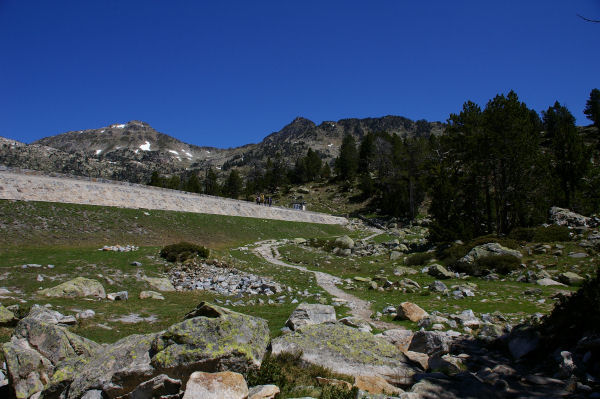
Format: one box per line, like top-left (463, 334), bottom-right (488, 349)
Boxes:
top-left (1, 1), bottom-right (599, 148)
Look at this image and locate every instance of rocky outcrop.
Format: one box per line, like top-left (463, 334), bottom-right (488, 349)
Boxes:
top-left (271, 323), bottom-right (417, 385)
top-left (285, 303), bottom-right (336, 331)
top-left (38, 277), bottom-right (106, 299)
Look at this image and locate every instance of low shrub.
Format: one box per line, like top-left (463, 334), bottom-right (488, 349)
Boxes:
top-left (509, 225), bottom-right (571, 242)
top-left (159, 241), bottom-right (209, 262)
top-left (308, 238), bottom-right (336, 252)
top-left (246, 352), bottom-right (354, 396)
top-left (474, 254), bottom-right (521, 275)
top-left (405, 252), bottom-right (434, 266)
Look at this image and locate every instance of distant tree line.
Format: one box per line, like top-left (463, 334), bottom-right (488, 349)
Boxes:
top-left (148, 88), bottom-right (600, 243)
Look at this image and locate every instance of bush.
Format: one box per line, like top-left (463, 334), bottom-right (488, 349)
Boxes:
top-left (159, 242), bottom-right (209, 262)
top-left (509, 225), bottom-right (571, 242)
top-left (475, 254), bottom-right (520, 275)
top-left (405, 252), bottom-right (434, 266)
top-left (246, 352), bottom-right (354, 396)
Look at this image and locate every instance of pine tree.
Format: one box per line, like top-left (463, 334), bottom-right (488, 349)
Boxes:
top-left (204, 168), bottom-right (219, 195)
top-left (223, 169), bottom-right (243, 199)
top-left (335, 134), bottom-right (358, 181)
top-left (543, 102), bottom-right (588, 207)
top-left (184, 173), bottom-right (202, 193)
top-left (584, 88), bottom-right (600, 130)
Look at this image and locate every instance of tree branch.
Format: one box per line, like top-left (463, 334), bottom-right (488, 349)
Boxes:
top-left (577, 13), bottom-right (600, 23)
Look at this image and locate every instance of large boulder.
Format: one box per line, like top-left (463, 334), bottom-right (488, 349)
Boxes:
top-left (408, 330), bottom-right (456, 356)
top-left (39, 277), bottom-right (106, 299)
top-left (285, 303), bottom-right (336, 331)
top-left (67, 333), bottom-right (159, 399)
top-left (2, 307), bottom-right (100, 399)
top-left (182, 371), bottom-right (248, 399)
top-left (395, 302), bottom-right (428, 323)
top-left (334, 235), bottom-right (354, 249)
top-left (550, 206), bottom-right (591, 227)
top-left (458, 243), bottom-right (522, 265)
top-left (558, 272), bottom-right (585, 286)
top-left (151, 302), bottom-right (270, 378)
top-left (271, 323), bottom-right (417, 386)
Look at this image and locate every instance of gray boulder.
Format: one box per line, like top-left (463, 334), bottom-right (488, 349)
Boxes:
top-left (107, 291), bottom-right (128, 301)
top-left (459, 243), bottom-right (522, 265)
top-left (550, 206), bottom-right (591, 227)
top-left (558, 272), bottom-right (585, 286)
top-left (0, 305), bottom-right (17, 326)
top-left (427, 264), bottom-right (454, 280)
top-left (271, 323), bottom-right (418, 386)
top-left (408, 330), bottom-right (457, 356)
top-left (285, 303), bottom-right (336, 331)
top-left (39, 277), bottom-right (106, 299)
top-left (151, 303), bottom-right (270, 377)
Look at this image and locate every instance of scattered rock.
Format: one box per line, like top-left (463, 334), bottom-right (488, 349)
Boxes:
top-left (375, 329), bottom-right (414, 352)
top-left (99, 244), bottom-right (138, 252)
top-left (393, 266), bottom-right (417, 276)
top-left (248, 384), bottom-right (281, 399)
top-left (76, 310), bottom-right (95, 320)
top-left (354, 375), bottom-right (403, 395)
top-left (315, 377), bottom-right (352, 390)
top-left (128, 374), bottom-right (182, 399)
top-left (139, 290), bottom-right (165, 300)
top-left (285, 303), bottom-right (336, 331)
top-left (427, 264), bottom-right (454, 280)
top-left (131, 261), bottom-right (143, 267)
top-left (143, 277), bottom-right (175, 292)
top-left (395, 302), bottom-right (429, 323)
top-left (408, 330), bottom-right (455, 356)
top-left (183, 371), bottom-right (248, 399)
top-left (429, 280), bottom-right (448, 293)
top-left (536, 278), bottom-right (565, 287)
top-left (107, 291), bottom-right (128, 301)
top-left (39, 277), bottom-right (106, 299)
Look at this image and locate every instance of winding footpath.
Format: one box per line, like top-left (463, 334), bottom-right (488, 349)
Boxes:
top-left (254, 240), bottom-right (398, 330)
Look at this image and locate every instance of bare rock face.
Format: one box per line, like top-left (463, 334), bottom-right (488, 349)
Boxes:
top-left (271, 323), bottom-right (418, 386)
top-left (38, 277), bottom-right (106, 299)
top-left (285, 303), bottom-right (336, 331)
top-left (182, 371), bottom-right (248, 399)
top-left (395, 302), bottom-right (429, 323)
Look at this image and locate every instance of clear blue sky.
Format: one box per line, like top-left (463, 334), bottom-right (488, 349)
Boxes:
top-left (1, 1), bottom-right (599, 148)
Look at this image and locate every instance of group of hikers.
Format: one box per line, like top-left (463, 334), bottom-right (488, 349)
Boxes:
top-left (255, 194), bottom-right (273, 206)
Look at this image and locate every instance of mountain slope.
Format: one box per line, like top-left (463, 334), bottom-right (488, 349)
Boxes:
top-left (2, 115), bottom-right (444, 182)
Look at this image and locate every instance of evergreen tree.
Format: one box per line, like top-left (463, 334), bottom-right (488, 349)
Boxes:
top-left (335, 134), bottom-right (358, 181)
top-left (148, 170), bottom-right (164, 187)
top-left (184, 173), bottom-right (202, 193)
top-left (358, 132), bottom-right (376, 174)
top-left (321, 162), bottom-right (331, 180)
top-left (543, 102), bottom-right (588, 207)
top-left (166, 175), bottom-right (180, 190)
top-left (223, 169), bottom-right (243, 199)
top-left (204, 168), bottom-right (219, 195)
top-left (584, 88), bottom-right (600, 130)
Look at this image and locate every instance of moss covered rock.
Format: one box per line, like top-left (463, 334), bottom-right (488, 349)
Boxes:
top-left (0, 304), bottom-right (17, 326)
top-left (39, 277), bottom-right (106, 299)
top-left (270, 323), bottom-right (417, 386)
top-left (151, 303), bottom-right (270, 378)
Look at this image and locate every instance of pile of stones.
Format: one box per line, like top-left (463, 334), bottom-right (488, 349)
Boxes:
top-left (98, 244), bottom-right (138, 252)
top-left (168, 261), bottom-right (284, 297)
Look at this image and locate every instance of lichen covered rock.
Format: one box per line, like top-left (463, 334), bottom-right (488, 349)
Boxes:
top-left (285, 303), bottom-right (336, 331)
top-left (39, 277), bottom-right (106, 299)
top-left (271, 323), bottom-right (417, 386)
top-left (151, 302), bottom-right (270, 377)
